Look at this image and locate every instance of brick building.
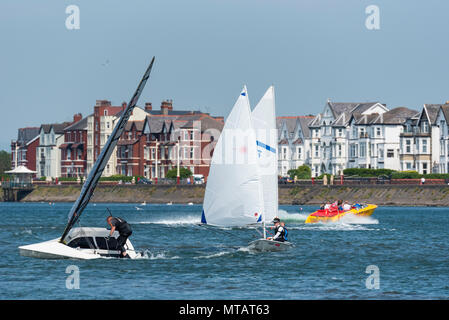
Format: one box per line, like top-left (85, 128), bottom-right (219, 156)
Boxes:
top-left (10, 127), bottom-right (40, 173)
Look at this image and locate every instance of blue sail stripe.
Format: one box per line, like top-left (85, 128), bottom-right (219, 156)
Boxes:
top-left (256, 140), bottom-right (276, 154)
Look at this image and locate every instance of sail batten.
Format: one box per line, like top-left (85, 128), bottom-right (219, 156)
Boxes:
top-left (60, 57), bottom-right (155, 243)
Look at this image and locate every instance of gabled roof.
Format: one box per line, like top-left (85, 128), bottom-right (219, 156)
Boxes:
top-left (440, 104), bottom-right (449, 123)
top-left (16, 127), bottom-right (40, 145)
top-left (327, 101), bottom-right (385, 127)
top-left (423, 104), bottom-right (441, 124)
top-left (40, 122), bottom-right (72, 134)
top-left (276, 116), bottom-right (313, 140)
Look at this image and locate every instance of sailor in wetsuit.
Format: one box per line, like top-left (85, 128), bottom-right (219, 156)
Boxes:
top-left (106, 216), bottom-right (132, 258)
top-left (268, 217), bottom-right (287, 242)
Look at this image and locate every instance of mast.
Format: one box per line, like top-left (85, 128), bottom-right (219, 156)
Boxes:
top-left (60, 57), bottom-right (155, 243)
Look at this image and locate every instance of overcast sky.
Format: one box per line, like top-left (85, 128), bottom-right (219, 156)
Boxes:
top-left (1, 0), bottom-right (449, 150)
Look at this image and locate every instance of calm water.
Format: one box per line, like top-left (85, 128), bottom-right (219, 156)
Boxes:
top-left (1, 202), bottom-right (448, 299)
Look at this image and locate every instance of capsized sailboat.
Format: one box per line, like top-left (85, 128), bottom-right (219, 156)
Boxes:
top-left (19, 57), bottom-right (156, 259)
top-left (247, 86), bottom-right (292, 251)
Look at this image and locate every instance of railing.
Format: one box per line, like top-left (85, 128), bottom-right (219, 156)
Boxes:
top-left (1, 181), bottom-right (33, 189)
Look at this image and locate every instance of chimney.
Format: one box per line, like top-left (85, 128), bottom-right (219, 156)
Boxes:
top-left (96, 100), bottom-right (111, 106)
top-left (73, 113), bottom-right (82, 123)
top-left (161, 99), bottom-right (173, 115)
top-left (145, 102), bottom-right (152, 111)
top-left (122, 102), bottom-right (127, 110)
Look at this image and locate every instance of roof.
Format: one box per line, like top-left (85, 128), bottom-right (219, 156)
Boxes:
top-left (441, 104), bottom-right (449, 123)
top-left (423, 104), bottom-right (441, 124)
top-left (5, 165), bottom-right (36, 174)
top-left (372, 107), bottom-right (419, 125)
top-left (276, 116), bottom-right (314, 139)
top-left (64, 116), bottom-right (89, 131)
top-left (16, 127), bottom-right (40, 145)
top-left (40, 122), bottom-right (72, 134)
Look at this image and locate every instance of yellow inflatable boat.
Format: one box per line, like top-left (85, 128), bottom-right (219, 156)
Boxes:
top-left (305, 204), bottom-right (378, 224)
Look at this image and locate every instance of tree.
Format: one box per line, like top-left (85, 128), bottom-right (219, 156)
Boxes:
top-left (166, 167), bottom-right (193, 179)
top-left (288, 165), bottom-right (311, 179)
top-left (0, 150), bottom-right (11, 174)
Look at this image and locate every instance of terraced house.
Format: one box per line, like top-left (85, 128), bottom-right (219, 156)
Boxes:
top-left (276, 116), bottom-right (314, 177)
top-left (308, 100), bottom-right (390, 177)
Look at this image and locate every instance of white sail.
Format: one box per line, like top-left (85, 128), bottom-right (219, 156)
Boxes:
top-left (202, 86), bottom-right (264, 227)
top-left (251, 86), bottom-right (278, 224)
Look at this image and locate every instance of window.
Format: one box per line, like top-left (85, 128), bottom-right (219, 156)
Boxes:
top-left (376, 127), bottom-right (381, 137)
top-left (104, 110), bottom-right (108, 116)
top-left (422, 140), bottom-right (427, 153)
top-left (406, 162), bottom-right (412, 170)
top-left (387, 149), bottom-right (394, 158)
top-left (190, 148), bottom-right (194, 159)
top-left (282, 147), bottom-right (288, 160)
top-left (338, 144), bottom-right (342, 157)
top-left (314, 145), bottom-right (319, 157)
top-left (338, 128), bottom-right (342, 137)
top-left (423, 162), bottom-right (428, 174)
top-left (406, 140), bottom-right (411, 153)
top-left (360, 143), bottom-right (366, 157)
top-left (297, 147), bottom-right (302, 159)
top-left (422, 121), bottom-right (429, 133)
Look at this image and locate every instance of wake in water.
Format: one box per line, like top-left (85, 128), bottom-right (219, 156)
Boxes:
top-left (134, 215), bottom-right (201, 226)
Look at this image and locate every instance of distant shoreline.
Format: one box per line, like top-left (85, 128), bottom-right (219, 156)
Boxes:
top-left (2, 184), bottom-right (449, 207)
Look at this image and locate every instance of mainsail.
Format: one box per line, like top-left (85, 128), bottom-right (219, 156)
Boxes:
top-left (201, 86), bottom-right (264, 227)
top-left (60, 57), bottom-right (155, 243)
top-left (251, 86), bottom-right (278, 225)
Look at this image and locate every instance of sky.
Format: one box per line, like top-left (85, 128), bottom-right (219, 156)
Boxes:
top-left (1, 0), bottom-right (449, 150)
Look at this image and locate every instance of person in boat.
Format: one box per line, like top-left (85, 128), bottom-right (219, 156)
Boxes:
top-left (324, 201), bottom-right (331, 210)
top-left (106, 216), bottom-right (133, 258)
top-left (337, 200), bottom-right (343, 211)
top-left (268, 217), bottom-right (286, 242)
top-left (343, 201), bottom-right (351, 211)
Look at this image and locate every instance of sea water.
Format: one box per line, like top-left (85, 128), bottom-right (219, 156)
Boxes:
top-left (1, 202), bottom-right (448, 299)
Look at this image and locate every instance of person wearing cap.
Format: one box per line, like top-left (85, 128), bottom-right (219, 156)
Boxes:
top-left (268, 217), bottom-right (286, 242)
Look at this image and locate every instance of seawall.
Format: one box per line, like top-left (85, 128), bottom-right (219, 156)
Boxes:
top-left (8, 184), bottom-right (449, 206)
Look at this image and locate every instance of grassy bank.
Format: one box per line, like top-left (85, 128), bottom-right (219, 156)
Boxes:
top-left (7, 184), bottom-right (449, 206)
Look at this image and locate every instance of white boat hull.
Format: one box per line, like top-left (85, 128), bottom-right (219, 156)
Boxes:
top-left (19, 227), bottom-right (140, 260)
top-left (248, 239), bottom-right (293, 252)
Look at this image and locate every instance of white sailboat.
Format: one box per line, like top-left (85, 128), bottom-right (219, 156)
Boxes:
top-left (248, 86), bottom-right (292, 251)
top-left (19, 57), bottom-right (156, 260)
top-left (201, 86), bottom-right (264, 227)
top-left (201, 86), bottom-right (291, 251)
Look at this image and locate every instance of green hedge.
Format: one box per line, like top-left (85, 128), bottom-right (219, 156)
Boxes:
top-left (99, 175), bottom-right (142, 182)
top-left (166, 167), bottom-right (192, 179)
top-left (343, 168), bottom-right (395, 177)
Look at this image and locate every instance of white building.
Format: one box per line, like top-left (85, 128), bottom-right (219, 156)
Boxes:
top-left (399, 104), bottom-right (441, 174)
top-left (308, 100), bottom-right (390, 176)
top-left (276, 116), bottom-right (314, 177)
top-left (36, 123), bottom-right (71, 178)
top-left (436, 103), bottom-right (449, 173)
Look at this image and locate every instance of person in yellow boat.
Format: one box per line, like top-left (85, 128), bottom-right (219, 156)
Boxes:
top-left (343, 201), bottom-right (351, 211)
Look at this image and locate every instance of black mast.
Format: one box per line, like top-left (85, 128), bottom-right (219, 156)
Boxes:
top-left (60, 57), bottom-right (155, 243)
